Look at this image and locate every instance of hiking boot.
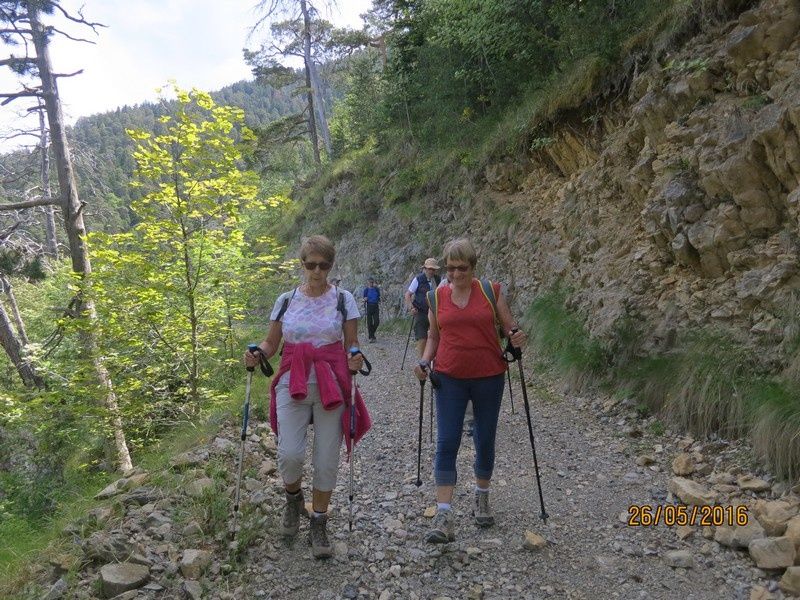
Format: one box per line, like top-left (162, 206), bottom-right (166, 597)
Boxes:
top-left (426, 509), bottom-right (455, 543)
top-left (280, 490), bottom-right (308, 536)
top-left (309, 512), bottom-right (333, 559)
top-left (473, 490), bottom-right (495, 527)
top-left (465, 418), bottom-right (475, 437)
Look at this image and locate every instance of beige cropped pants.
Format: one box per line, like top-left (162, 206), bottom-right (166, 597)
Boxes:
top-left (275, 373), bottom-right (345, 492)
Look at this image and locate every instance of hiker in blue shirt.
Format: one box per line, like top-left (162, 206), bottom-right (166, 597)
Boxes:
top-left (362, 277), bottom-right (381, 343)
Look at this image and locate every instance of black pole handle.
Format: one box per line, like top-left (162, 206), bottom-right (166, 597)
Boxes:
top-left (248, 343), bottom-right (274, 376)
top-left (246, 343), bottom-right (258, 372)
top-left (503, 328), bottom-right (523, 363)
top-left (349, 347), bottom-right (372, 376)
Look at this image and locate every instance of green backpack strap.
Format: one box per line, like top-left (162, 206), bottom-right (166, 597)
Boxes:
top-left (426, 288), bottom-right (439, 332)
top-left (477, 278), bottom-right (505, 346)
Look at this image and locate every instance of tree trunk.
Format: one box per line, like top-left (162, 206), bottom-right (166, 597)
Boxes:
top-left (39, 108), bottom-right (58, 259)
top-left (29, 6), bottom-right (133, 473)
top-left (0, 294), bottom-right (42, 388)
top-left (308, 60), bottom-right (331, 156)
top-left (300, 0), bottom-right (321, 165)
top-left (0, 274), bottom-right (29, 346)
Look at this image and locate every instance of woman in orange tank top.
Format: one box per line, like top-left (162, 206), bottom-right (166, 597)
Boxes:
top-left (414, 237), bottom-right (527, 543)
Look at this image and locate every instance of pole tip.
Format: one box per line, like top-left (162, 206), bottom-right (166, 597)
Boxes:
top-left (415, 479), bottom-right (422, 487)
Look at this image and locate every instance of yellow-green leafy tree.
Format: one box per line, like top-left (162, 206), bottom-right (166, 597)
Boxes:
top-left (90, 87), bottom-right (262, 438)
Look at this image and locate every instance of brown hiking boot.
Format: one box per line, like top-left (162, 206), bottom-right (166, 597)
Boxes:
top-left (426, 509), bottom-right (455, 543)
top-left (309, 512), bottom-right (333, 559)
top-left (280, 490), bottom-right (308, 536)
top-left (473, 490), bottom-right (495, 527)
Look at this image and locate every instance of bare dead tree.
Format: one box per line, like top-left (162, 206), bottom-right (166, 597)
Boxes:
top-left (0, 272), bottom-right (42, 387)
top-left (0, 1), bottom-right (132, 472)
top-left (36, 103), bottom-right (57, 257)
top-left (248, 0), bottom-right (334, 164)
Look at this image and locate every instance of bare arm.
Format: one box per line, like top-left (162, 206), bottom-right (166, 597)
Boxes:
top-left (422, 307), bottom-right (439, 362)
top-left (414, 308), bottom-right (439, 380)
top-left (404, 290), bottom-right (416, 313)
top-left (343, 318), bottom-right (360, 350)
top-left (496, 290), bottom-right (527, 349)
top-left (244, 320), bottom-right (282, 367)
top-left (343, 318), bottom-right (364, 372)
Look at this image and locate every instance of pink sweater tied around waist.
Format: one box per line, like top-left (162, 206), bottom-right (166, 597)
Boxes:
top-left (269, 341), bottom-right (372, 452)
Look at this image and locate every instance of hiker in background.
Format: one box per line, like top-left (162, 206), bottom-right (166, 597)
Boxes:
top-left (404, 257), bottom-right (442, 358)
top-left (413, 237), bottom-right (526, 543)
top-left (244, 235), bottom-right (370, 559)
top-left (363, 276), bottom-right (381, 343)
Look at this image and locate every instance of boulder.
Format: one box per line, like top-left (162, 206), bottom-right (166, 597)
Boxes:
top-left (185, 478), bottom-right (215, 498)
top-left (99, 563), bottom-right (150, 599)
top-left (522, 531), bottom-right (547, 551)
top-left (668, 477), bottom-right (718, 505)
top-left (664, 550), bottom-right (694, 568)
top-left (780, 566), bottom-right (800, 596)
top-left (715, 520), bottom-right (766, 549)
top-left (738, 475), bottom-right (772, 492)
top-left (671, 453), bottom-right (696, 476)
top-left (180, 549), bottom-right (212, 580)
top-left (752, 500), bottom-right (798, 536)
top-left (748, 537), bottom-right (796, 570)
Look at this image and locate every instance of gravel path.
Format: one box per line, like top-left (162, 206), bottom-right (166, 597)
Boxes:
top-left (231, 333), bottom-right (774, 600)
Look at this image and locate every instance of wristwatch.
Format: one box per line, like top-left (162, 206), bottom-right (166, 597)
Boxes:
top-left (418, 359), bottom-right (430, 370)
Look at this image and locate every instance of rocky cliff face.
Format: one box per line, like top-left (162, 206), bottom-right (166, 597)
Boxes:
top-left (329, 0), bottom-right (800, 368)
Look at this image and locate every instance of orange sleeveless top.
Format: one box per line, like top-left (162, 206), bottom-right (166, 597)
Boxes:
top-left (434, 279), bottom-right (507, 379)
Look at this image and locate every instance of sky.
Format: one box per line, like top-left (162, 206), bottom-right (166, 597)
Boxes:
top-left (0, 0), bottom-right (372, 145)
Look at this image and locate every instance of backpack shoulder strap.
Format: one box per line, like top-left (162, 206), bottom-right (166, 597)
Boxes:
top-left (426, 287), bottom-right (440, 332)
top-left (275, 287), bottom-right (298, 322)
top-left (478, 278), bottom-right (504, 345)
top-left (478, 278), bottom-right (498, 319)
top-left (336, 287), bottom-right (347, 321)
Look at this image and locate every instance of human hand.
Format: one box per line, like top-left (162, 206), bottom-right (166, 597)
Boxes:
top-left (348, 351), bottom-right (364, 374)
top-left (244, 346), bottom-right (262, 369)
top-left (509, 328), bottom-right (527, 349)
top-left (414, 360), bottom-right (429, 381)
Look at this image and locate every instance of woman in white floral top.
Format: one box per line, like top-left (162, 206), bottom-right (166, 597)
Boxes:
top-left (245, 235), bottom-right (369, 559)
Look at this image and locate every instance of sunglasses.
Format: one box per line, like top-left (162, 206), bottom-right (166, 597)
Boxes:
top-left (303, 261), bottom-right (332, 271)
top-left (446, 264), bottom-right (470, 273)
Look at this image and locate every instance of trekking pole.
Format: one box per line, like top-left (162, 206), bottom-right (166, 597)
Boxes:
top-left (416, 377), bottom-right (425, 487)
top-left (504, 332), bottom-right (548, 523)
top-left (401, 314), bottom-right (415, 370)
top-left (428, 360), bottom-right (441, 442)
top-left (349, 347), bottom-right (359, 532)
top-left (506, 369), bottom-right (516, 415)
top-left (430, 361), bottom-right (434, 443)
top-left (232, 343), bottom-right (258, 541)
top-left (348, 347), bottom-right (372, 531)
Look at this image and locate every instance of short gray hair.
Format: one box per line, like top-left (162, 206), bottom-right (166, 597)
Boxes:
top-left (299, 235), bottom-right (335, 263)
top-left (442, 237), bottom-right (477, 268)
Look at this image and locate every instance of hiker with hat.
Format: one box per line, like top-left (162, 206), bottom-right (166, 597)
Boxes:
top-left (405, 257), bottom-right (442, 358)
top-left (362, 276), bottom-right (381, 343)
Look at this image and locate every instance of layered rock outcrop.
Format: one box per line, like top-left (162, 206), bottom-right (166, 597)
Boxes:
top-left (333, 0), bottom-right (800, 368)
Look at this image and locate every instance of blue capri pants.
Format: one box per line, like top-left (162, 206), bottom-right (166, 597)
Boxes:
top-left (434, 372), bottom-right (505, 486)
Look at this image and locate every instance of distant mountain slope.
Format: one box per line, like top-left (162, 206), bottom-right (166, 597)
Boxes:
top-left (66, 79), bottom-right (306, 230)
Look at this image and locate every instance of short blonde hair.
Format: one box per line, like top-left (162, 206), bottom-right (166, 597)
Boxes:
top-left (299, 235), bottom-right (335, 263)
top-left (442, 237), bottom-right (477, 268)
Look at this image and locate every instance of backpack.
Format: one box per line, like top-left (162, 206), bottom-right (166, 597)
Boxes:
top-left (427, 279), bottom-right (505, 347)
top-left (412, 272), bottom-right (441, 312)
top-left (275, 286), bottom-right (349, 322)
